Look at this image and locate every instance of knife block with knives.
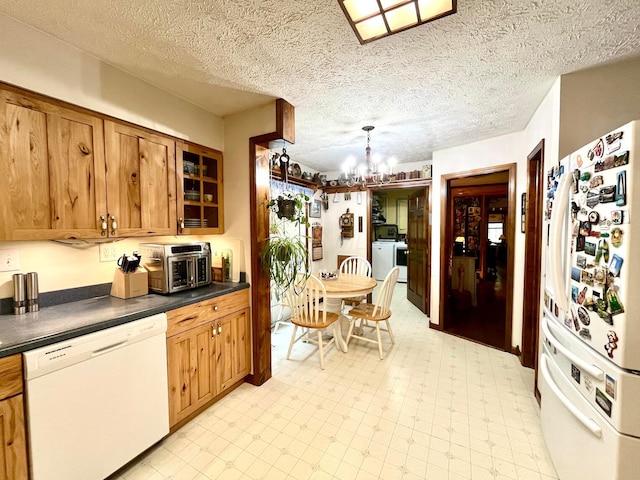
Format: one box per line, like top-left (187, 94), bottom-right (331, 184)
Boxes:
top-left (111, 267), bottom-right (148, 299)
top-left (111, 251), bottom-right (148, 299)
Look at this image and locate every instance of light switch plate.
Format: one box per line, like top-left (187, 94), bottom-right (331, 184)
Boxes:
top-left (0, 250), bottom-right (20, 272)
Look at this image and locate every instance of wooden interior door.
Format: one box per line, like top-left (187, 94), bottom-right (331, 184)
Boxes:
top-left (407, 187), bottom-right (429, 313)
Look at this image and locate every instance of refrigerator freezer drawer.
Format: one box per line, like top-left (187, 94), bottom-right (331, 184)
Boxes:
top-left (543, 313), bottom-right (640, 437)
top-left (540, 349), bottom-right (640, 480)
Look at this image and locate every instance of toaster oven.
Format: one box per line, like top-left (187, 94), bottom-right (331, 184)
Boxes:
top-left (138, 242), bottom-right (212, 294)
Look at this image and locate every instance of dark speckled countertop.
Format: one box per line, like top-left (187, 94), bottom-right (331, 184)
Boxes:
top-left (0, 282), bottom-right (249, 358)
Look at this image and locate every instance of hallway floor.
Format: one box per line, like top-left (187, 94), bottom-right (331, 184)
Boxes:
top-left (112, 284), bottom-right (558, 480)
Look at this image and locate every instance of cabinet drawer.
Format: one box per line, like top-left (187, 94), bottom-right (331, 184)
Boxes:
top-left (167, 289), bottom-right (249, 337)
top-left (0, 354), bottom-right (23, 401)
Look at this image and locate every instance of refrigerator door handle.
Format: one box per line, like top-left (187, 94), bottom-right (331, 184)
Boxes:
top-left (540, 353), bottom-right (603, 438)
top-left (542, 314), bottom-right (605, 381)
top-left (549, 171), bottom-right (573, 315)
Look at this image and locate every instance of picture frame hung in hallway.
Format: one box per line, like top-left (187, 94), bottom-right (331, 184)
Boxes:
top-left (521, 193), bottom-right (527, 233)
top-left (310, 199), bottom-right (322, 218)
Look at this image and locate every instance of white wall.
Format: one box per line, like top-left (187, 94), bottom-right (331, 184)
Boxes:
top-left (559, 57), bottom-right (640, 159)
top-left (0, 15), bottom-right (223, 149)
top-left (222, 103), bottom-right (276, 284)
top-left (312, 190), bottom-right (369, 272)
top-left (431, 79), bottom-right (561, 349)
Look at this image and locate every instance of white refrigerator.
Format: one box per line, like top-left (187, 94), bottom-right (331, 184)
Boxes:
top-left (540, 121), bottom-right (640, 480)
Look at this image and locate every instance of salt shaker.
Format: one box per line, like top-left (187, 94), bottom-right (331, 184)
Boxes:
top-left (12, 273), bottom-right (26, 315)
top-left (26, 272), bottom-right (39, 312)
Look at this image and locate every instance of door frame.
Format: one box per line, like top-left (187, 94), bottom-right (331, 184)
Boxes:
top-left (521, 140), bottom-right (545, 401)
top-left (439, 163), bottom-right (517, 352)
top-left (367, 182), bottom-right (431, 315)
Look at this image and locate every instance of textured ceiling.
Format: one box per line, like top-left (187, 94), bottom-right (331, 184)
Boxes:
top-left (2, 0), bottom-right (640, 172)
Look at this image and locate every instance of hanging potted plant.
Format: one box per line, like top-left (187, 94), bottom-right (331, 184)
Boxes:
top-left (266, 191), bottom-right (310, 225)
top-left (261, 191), bottom-right (311, 295)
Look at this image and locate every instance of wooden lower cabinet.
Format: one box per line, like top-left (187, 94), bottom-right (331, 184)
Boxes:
top-left (0, 355), bottom-right (27, 480)
top-left (166, 291), bottom-right (251, 429)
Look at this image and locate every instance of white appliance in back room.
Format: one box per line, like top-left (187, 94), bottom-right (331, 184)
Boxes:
top-left (372, 224), bottom-right (407, 282)
top-left (541, 121), bottom-right (640, 480)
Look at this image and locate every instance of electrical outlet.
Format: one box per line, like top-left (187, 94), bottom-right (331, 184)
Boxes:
top-left (0, 249), bottom-right (20, 272)
top-left (99, 243), bottom-right (120, 262)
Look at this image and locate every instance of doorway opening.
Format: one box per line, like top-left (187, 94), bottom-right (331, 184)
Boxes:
top-left (440, 166), bottom-right (516, 351)
top-left (369, 185), bottom-right (431, 315)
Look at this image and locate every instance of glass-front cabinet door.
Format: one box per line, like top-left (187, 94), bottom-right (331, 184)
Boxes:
top-left (176, 141), bottom-right (224, 234)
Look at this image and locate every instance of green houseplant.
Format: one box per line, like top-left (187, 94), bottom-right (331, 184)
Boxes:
top-left (266, 191), bottom-right (310, 226)
top-left (261, 191), bottom-right (311, 295)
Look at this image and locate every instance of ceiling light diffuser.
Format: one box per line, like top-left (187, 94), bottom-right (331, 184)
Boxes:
top-left (338, 0), bottom-right (456, 44)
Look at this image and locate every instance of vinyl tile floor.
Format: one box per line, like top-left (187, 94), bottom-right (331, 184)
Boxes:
top-left (112, 283), bottom-right (558, 480)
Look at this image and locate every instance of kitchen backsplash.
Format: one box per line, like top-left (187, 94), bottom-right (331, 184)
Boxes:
top-left (0, 236), bottom-right (245, 301)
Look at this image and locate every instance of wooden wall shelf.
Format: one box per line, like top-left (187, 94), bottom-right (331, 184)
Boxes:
top-left (321, 177), bottom-right (432, 194)
top-left (270, 170), bottom-right (318, 191)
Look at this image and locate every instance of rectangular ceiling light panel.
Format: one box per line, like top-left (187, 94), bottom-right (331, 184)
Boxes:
top-left (339, 0), bottom-right (456, 44)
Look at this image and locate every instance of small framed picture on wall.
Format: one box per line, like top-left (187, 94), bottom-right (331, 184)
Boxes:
top-left (309, 199), bottom-right (322, 218)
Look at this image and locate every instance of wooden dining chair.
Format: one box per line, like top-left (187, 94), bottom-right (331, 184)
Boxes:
top-left (338, 256), bottom-right (372, 312)
top-left (286, 274), bottom-right (341, 369)
top-left (346, 266), bottom-right (399, 359)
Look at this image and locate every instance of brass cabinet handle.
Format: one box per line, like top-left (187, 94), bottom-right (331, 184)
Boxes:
top-left (100, 215), bottom-right (107, 236)
top-left (110, 215), bottom-right (117, 235)
top-left (211, 324), bottom-right (216, 338)
top-left (178, 217), bottom-right (184, 232)
top-left (217, 322), bottom-right (222, 334)
top-left (214, 306), bottom-right (219, 311)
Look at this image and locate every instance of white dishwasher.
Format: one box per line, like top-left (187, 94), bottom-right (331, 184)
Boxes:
top-left (23, 313), bottom-right (169, 480)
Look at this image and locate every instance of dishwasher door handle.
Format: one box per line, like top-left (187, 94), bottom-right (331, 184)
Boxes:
top-left (92, 340), bottom-right (128, 356)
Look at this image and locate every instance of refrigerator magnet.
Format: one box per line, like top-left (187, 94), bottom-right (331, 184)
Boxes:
top-left (584, 241), bottom-right (597, 256)
top-left (604, 331), bottom-right (619, 361)
top-left (605, 131), bottom-right (623, 153)
top-left (595, 388), bottom-right (613, 417)
top-left (607, 289), bottom-right (624, 316)
top-left (611, 228), bottom-right (623, 248)
top-left (609, 254), bottom-right (623, 276)
top-left (571, 267), bottom-right (581, 282)
top-left (578, 306), bottom-right (590, 325)
top-left (605, 374), bottom-right (617, 400)
top-left (611, 210), bottom-right (623, 225)
top-left (614, 150), bottom-right (629, 167)
top-left (579, 328), bottom-right (592, 341)
top-left (615, 171), bottom-right (627, 206)
top-left (571, 364), bottom-right (581, 384)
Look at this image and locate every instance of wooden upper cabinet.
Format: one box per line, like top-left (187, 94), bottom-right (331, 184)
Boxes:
top-left (0, 88), bottom-right (107, 240)
top-left (104, 121), bottom-right (177, 237)
top-left (176, 141), bottom-right (224, 234)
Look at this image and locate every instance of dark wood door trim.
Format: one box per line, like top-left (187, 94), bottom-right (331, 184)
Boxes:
top-left (247, 100), bottom-right (295, 387)
top-left (439, 164), bottom-right (517, 352)
top-left (521, 139), bottom-right (545, 402)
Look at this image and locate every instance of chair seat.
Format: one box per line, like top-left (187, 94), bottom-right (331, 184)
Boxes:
top-left (291, 310), bottom-right (340, 329)
top-left (348, 303), bottom-right (391, 321)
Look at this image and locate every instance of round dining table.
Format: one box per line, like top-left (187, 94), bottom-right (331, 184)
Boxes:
top-left (316, 272), bottom-right (377, 352)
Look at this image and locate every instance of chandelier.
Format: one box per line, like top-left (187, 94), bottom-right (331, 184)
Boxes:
top-left (342, 126), bottom-right (396, 187)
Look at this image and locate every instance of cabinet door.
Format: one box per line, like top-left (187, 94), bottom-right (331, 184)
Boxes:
top-left (176, 141), bottom-right (224, 234)
top-left (104, 121), bottom-right (176, 237)
top-left (167, 322), bottom-right (217, 428)
top-left (216, 308), bottom-right (251, 393)
top-left (0, 395), bottom-right (28, 480)
top-left (0, 88), bottom-right (107, 240)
